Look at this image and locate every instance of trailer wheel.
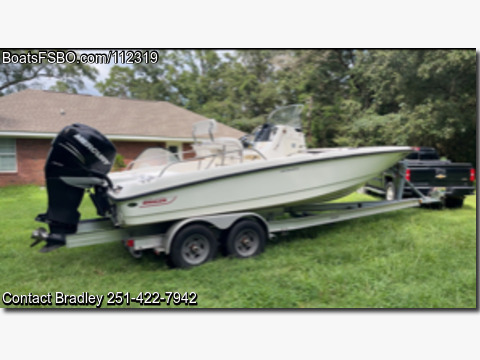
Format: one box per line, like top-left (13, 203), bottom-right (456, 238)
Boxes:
top-left (168, 224), bottom-right (218, 268)
top-left (385, 182), bottom-right (396, 201)
top-left (225, 220), bottom-right (266, 258)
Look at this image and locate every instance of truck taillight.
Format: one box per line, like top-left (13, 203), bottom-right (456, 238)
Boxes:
top-left (405, 169), bottom-right (411, 182)
top-left (470, 168), bottom-right (475, 182)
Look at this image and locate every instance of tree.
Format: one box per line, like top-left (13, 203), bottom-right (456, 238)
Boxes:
top-left (273, 50), bottom-right (354, 147)
top-left (95, 50), bottom-right (273, 124)
top-left (95, 65), bottom-right (136, 98)
top-left (0, 49), bottom-right (98, 95)
top-left (339, 50), bottom-right (476, 164)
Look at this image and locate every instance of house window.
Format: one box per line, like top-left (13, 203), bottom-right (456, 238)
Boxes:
top-left (0, 138), bottom-right (17, 172)
top-left (166, 142), bottom-right (182, 160)
top-left (168, 145), bottom-right (179, 159)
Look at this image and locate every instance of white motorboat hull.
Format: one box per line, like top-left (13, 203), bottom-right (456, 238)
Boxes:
top-left (110, 147), bottom-right (411, 226)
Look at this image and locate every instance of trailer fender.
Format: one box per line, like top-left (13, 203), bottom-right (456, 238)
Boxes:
top-left (164, 212), bottom-right (269, 254)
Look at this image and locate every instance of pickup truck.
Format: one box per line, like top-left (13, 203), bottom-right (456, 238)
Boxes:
top-left (364, 147), bottom-right (475, 208)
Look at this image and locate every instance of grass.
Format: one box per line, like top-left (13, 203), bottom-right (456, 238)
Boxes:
top-left (0, 185), bottom-right (476, 308)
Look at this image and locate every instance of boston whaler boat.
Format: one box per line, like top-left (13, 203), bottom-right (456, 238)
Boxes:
top-left (32, 105), bottom-right (428, 268)
top-left (108, 105), bottom-right (412, 225)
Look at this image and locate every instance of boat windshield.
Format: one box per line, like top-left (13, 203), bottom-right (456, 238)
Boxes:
top-left (127, 147), bottom-right (179, 170)
top-left (267, 104), bottom-right (304, 129)
top-left (251, 104), bottom-right (304, 143)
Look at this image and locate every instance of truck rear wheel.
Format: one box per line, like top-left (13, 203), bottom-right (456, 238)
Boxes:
top-left (445, 197), bottom-right (464, 209)
top-left (385, 182), bottom-right (396, 201)
top-left (168, 224), bottom-right (218, 268)
top-left (224, 220), bottom-right (266, 258)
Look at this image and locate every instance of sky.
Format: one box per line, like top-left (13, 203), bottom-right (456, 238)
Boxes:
top-left (33, 50), bottom-right (116, 96)
top-left (82, 56), bottom-right (114, 96)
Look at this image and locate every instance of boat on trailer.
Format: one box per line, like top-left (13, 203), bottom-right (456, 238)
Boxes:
top-left (31, 105), bottom-right (439, 268)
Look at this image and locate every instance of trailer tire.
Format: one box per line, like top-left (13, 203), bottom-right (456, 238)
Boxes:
top-left (168, 224), bottom-right (218, 268)
top-left (385, 181), bottom-right (396, 201)
top-left (224, 219), bottom-right (266, 258)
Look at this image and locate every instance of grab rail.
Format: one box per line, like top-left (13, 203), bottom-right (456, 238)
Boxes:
top-left (122, 146), bottom-right (268, 179)
top-left (156, 147), bottom-right (269, 178)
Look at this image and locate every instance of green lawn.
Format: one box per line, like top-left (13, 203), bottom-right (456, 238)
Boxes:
top-left (0, 185), bottom-right (476, 308)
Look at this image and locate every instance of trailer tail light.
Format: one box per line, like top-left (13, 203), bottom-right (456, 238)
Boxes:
top-left (470, 168), bottom-right (476, 182)
top-left (405, 169), bottom-right (411, 182)
top-left (126, 239), bottom-right (134, 248)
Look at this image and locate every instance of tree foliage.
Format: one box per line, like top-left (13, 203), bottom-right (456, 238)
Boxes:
top-left (0, 50), bottom-right (98, 95)
top-left (339, 50), bottom-right (476, 164)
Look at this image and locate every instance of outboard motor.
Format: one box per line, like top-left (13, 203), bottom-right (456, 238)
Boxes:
top-left (32, 123), bottom-right (116, 252)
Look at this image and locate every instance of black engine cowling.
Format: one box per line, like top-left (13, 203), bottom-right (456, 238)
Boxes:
top-left (38, 123), bottom-right (116, 238)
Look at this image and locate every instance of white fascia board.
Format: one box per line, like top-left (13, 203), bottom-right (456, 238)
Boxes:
top-left (0, 131), bottom-right (194, 143)
top-left (0, 131), bottom-right (57, 139)
top-left (107, 134), bottom-right (193, 142)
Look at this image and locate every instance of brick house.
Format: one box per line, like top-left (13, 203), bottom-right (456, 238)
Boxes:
top-left (0, 90), bottom-right (244, 186)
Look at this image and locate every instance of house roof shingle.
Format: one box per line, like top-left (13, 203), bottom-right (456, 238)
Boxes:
top-left (0, 90), bottom-right (244, 140)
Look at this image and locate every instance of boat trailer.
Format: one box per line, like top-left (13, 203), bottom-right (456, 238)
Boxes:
top-left (31, 166), bottom-right (444, 268)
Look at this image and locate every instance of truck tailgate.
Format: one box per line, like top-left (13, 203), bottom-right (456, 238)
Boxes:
top-left (407, 161), bottom-right (473, 187)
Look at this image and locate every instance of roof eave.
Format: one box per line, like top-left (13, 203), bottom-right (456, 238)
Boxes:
top-left (0, 131), bottom-right (194, 143)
